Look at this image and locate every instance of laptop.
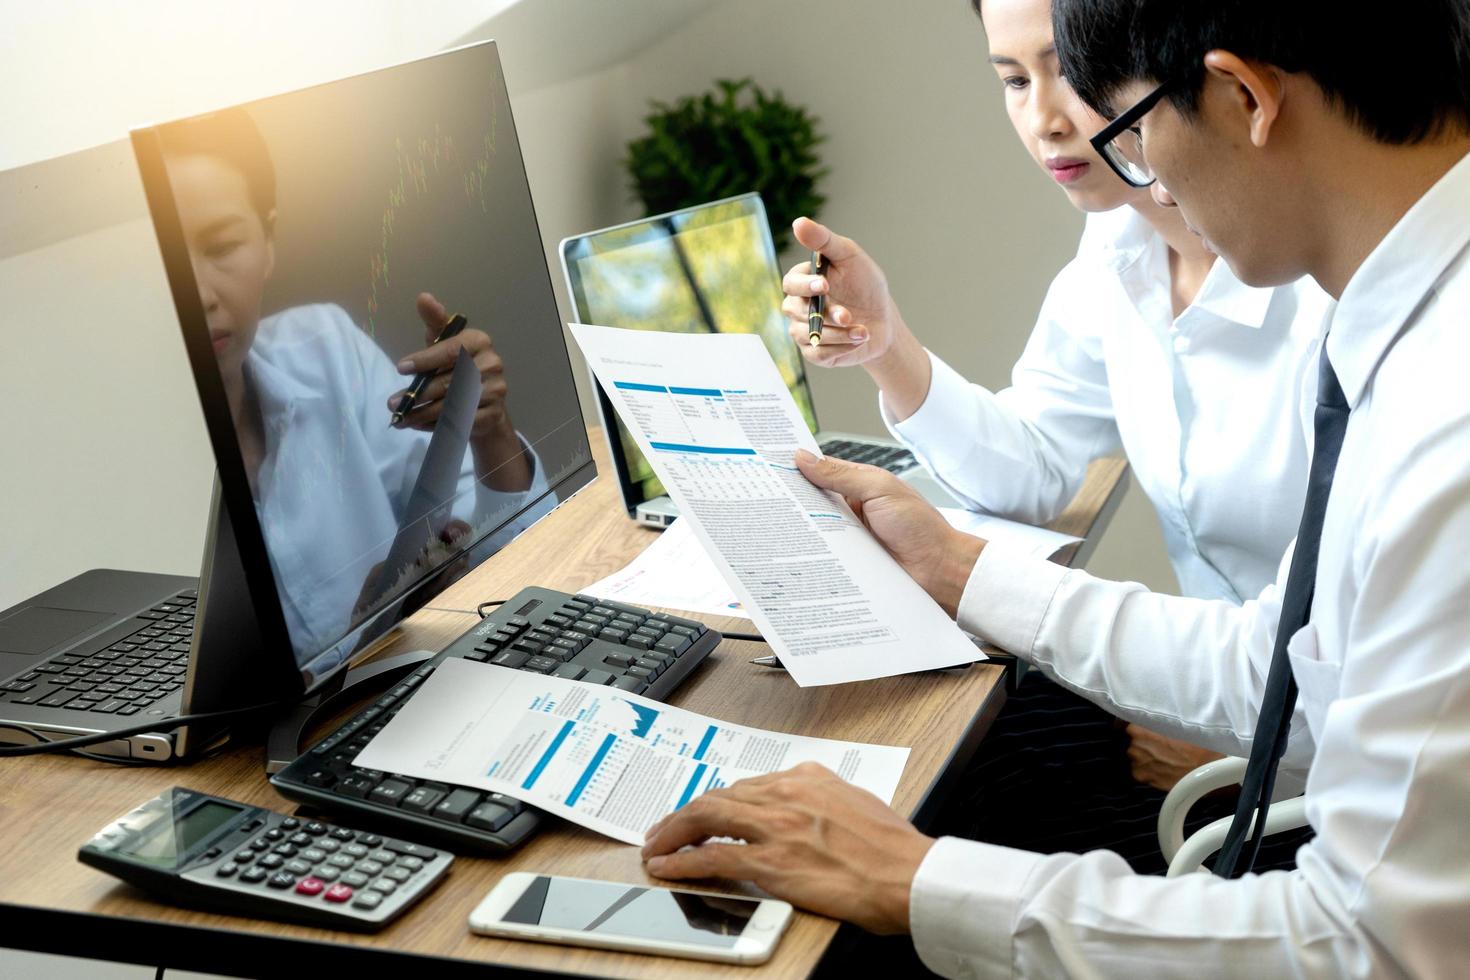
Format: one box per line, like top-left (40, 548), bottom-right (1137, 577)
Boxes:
top-left (560, 193), bottom-right (958, 528)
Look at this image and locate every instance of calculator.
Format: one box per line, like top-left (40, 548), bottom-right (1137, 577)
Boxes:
top-left (78, 787), bottom-right (453, 931)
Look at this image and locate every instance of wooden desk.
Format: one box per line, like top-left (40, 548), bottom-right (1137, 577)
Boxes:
top-left (0, 431), bottom-right (1126, 978)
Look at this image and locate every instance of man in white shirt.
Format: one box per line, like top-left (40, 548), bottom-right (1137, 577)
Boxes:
top-left (641, 0), bottom-right (1470, 974)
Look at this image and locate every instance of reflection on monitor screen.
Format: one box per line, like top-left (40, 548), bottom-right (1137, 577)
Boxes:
top-left (146, 44), bottom-right (590, 685)
top-left (564, 197), bottom-right (817, 503)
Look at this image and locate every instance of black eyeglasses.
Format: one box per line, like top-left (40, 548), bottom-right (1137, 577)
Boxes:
top-left (1089, 78), bottom-right (1175, 187)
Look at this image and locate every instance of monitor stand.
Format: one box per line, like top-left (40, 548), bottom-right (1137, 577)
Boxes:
top-left (263, 646), bottom-right (434, 774)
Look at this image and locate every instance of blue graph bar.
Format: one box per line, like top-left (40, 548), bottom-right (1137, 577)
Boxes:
top-left (676, 762), bottom-right (709, 810)
top-left (613, 381), bottom-right (667, 393)
top-left (566, 733), bottom-right (617, 806)
top-left (648, 442), bottom-right (757, 456)
top-left (668, 386), bottom-right (722, 397)
top-left (520, 720), bottom-right (574, 790)
top-left (693, 725), bottom-right (718, 760)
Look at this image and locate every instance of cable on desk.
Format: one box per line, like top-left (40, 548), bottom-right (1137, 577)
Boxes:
top-left (0, 698), bottom-right (290, 760)
top-left (476, 599), bottom-right (507, 619)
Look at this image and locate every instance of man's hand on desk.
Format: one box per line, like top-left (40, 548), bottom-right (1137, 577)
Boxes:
top-left (795, 451), bottom-right (985, 617)
top-left (1124, 724), bottom-right (1225, 793)
top-left (641, 762), bottom-right (934, 935)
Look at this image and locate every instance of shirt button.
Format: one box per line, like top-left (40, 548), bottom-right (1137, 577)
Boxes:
top-left (1173, 335), bottom-right (1191, 353)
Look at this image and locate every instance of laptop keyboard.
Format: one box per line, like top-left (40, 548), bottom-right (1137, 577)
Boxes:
top-left (271, 586), bottom-right (721, 854)
top-left (819, 439), bottom-right (916, 474)
top-left (0, 591), bottom-right (195, 716)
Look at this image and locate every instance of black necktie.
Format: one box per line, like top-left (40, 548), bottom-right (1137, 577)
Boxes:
top-left (1215, 347), bottom-right (1350, 878)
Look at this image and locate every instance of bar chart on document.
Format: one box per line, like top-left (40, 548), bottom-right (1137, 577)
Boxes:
top-left (569, 323), bottom-right (981, 687)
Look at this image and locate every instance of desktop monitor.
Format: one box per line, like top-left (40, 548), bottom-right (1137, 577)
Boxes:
top-left (560, 194), bottom-right (818, 509)
top-left (131, 40), bottom-right (594, 713)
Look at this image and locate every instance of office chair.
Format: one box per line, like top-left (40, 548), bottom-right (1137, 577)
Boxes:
top-left (1156, 756), bottom-right (1310, 877)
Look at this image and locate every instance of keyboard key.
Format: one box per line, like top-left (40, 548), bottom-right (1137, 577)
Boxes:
top-left (655, 634), bottom-right (691, 657)
top-left (626, 666), bottom-right (655, 680)
top-left (38, 690), bottom-right (78, 708)
top-left (667, 624), bottom-right (701, 640)
top-left (633, 657), bottom-right (666, 677)
top-left (598, 628), bottom-right (631, 644)
top-left (523, 655), bottom-right (560, 673)
top-left (401, 786), bottom-right (445, 814)
top-left (368, 779), bottom-right (414, 805)
top-left (490, 650), bottom-right (530, 669)
top-left (611, 676), bottom-right (647, 694)
top-left (511, 639), bottom-right (545, 655)
top-left (626, 635), bottom-right (654, 651)
top-left (466, 802), bottom-right (514, 832)
top-left (603, 652), bottom-right (634, 669)
top-left (552, 663), bottom-right (586, 681)
top-left (580, 669), bottom-right (615, 686)
top-left (433, 788), bottom-right (482, 823)
top-left (1, 681), bottom-right (35, 693)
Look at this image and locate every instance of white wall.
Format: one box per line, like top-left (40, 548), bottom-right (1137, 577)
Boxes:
top-left (0, 0), bottom-right (1177, 613)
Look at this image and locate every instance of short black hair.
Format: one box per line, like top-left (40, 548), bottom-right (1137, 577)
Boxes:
top-left (158, 107), bottom-right (277, 222)
top-left (1053, 0), bottom-right (1470, 144)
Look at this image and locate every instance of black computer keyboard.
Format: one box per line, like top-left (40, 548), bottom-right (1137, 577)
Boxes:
top-left (819, 439), bottom-right (916, 474)
top-left (271, 586), bottom-right (721, 854)
top-left (0, 592), bottom-right (196, 716)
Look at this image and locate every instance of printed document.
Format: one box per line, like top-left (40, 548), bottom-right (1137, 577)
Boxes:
top-left (568, 323), bottom-right (983, 686)
top-left (353, 659), bottom-right (909, 845)
top-left (581, 519), bottom-right (751, 621)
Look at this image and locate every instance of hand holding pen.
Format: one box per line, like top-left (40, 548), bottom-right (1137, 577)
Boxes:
top-left (389, 292), bottom-right (512, 438)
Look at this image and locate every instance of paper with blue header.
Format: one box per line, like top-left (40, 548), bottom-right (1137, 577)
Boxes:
top-left (568, 322), bottom-right (984, 686)
top-left (353, 659), bottom-right (909, 844)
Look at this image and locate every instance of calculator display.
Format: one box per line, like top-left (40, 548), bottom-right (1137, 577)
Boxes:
top-left (123, 800), bottom-right (240, 867)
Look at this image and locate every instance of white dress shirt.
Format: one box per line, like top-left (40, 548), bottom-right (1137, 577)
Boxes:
top-left (884, 206), bottom-right (1332, 601)
top-left (909, 152), bottom-right (1470, 977)
top-left (245, 304), bottom-right (547, 676)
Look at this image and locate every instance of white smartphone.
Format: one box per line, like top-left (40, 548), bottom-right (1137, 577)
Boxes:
top-left (468, 872), bottom-right (794, 965)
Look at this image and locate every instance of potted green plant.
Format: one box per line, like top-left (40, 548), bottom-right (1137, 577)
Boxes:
top-left (625, 78), bottom-right (827, 253)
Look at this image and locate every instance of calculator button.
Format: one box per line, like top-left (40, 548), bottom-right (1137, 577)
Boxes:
top-left (369, 879), bottom-right (398, 895)
top-left (368, 849), bottom-right (396, 864)
top-left (341, 871), bottom-right (370, 888)
top-left (323, 883), bottom-right (353, 903)
top-left (382, 867), bottom-right (412, 883)
top-left (285, 860), bottom-right (312, 876)
top-left (257, 854), bottom-right (284, 869)
top-left (264, 828), bottom-right (283, 840)
top-left (359, 834), bottom-right (384, 847)
top-left (272, 843), bottom-right (297, 857)
top-left (280, 817), bottom-right (300, 830)
top-left (396, 855), bottom-right (424, 871)
top-left (381, 839), bottom-right (438, 860)
top-left (303, 822), bottom-right (329, 836)
top-left (351, 892), bottom-right (383, 910)
top-left (267, 872), bottom-right (297, 889)
top-left (240, 867), bottom-right (268, 884)
top-left (356, 860), bottom-right (384, 876)
top-left (327, 855), bottom-right (356, 869)
top-left (343, 843), bottom-right (369, 858)
top-left (234, 850), bottom-right (255, 864)
top-left (250, 838), bottom-right (270, 851)
top-left (300, 847), bottom-right (326, 863)
top-left (313, 866), bottom-right (340, 882)
top-left (294, 877), bottom-right (325, 896)
top-left (330, 827), bottom-right (355, 841)
top-left (215, 862), bottom-right (239, 878)
top-left (287, 832), bottom-right (312, 846)
top-left (315, 838), bottom-right (340, 853)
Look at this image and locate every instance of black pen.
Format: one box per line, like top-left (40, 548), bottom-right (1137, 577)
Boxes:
top-left (390, 313), bottom-right (468, 427)
top-left (807, 252), bottom-right (825, 347)
top-left (750, 655), bottom-right (972, 674)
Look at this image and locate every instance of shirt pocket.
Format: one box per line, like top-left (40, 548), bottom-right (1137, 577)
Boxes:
top-left (1285, 623), bottom-right (1342, 741)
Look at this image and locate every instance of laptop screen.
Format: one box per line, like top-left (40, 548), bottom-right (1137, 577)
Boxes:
top-left (560, 194), bottom-right (818, 508)
top-left (135, 42), bottom-right (593, 686)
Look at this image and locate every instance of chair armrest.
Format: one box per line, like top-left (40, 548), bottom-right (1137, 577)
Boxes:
top-left (1157, 756), bottom-right (1249, 863)
top-left (1165, 795), bottom-right (1308, 877)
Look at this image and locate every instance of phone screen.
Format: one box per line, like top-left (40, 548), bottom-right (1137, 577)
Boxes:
top-left (500, 876), bottom-right (760, 949)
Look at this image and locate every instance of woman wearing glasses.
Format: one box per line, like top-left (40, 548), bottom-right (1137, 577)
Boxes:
top-left (781, 0), bottom-right (1329, 872)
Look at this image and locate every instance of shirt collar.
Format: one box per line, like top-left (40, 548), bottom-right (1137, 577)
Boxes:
top-left (1328, 149), bottom-right (1470, 407)
top-left (1089, 205), bottom-right (1275, 329)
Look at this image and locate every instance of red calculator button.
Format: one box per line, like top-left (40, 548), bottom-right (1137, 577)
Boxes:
top-left (323, 883), bottom-right (354, 903)
top-left (295, 877), bottom-right (325, 896)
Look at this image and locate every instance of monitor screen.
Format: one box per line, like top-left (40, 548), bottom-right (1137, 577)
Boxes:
top-left (134, 42), bottom-right (592, 686)
top-left (561, 195), bottom-right (817, 507)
